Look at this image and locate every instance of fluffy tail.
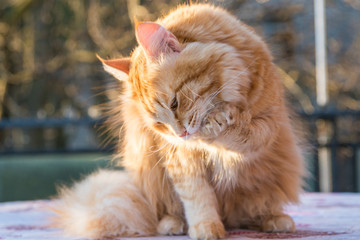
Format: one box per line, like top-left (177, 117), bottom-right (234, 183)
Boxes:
top-left (52, 170), bottom-right (158, 238)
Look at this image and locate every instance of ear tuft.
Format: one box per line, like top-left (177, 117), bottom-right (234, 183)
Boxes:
top-left (97, 54), bottom-right (130, 81)
top-left (135, 22), bottom-right (181, 60)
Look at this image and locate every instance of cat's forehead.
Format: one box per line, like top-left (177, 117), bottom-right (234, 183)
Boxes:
top-left (150, 43), bottom-right (223, 92)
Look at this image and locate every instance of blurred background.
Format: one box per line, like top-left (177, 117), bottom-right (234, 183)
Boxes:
top-left (0, 0), bottom-right (359, 202)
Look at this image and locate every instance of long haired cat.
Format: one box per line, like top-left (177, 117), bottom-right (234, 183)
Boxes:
top-left (54, 4), bottom-right (305, 240)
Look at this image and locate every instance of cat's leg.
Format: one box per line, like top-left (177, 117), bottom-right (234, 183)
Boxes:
top-left (157, 215), bottom-right (186, 235)
top-left (261, 214), bottom-right (295, 232)
top-left (181, 177), bottom-right (226, 240)
top-left (167, 167), bottom-right (226, 240)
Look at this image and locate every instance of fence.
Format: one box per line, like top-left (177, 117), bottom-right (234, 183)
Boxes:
top-left (1, 109), bottom-right (359, 192)
top-left (0, 118), bottom-right (110, 154)
top-left (300, 109), bottom-right (360, 192)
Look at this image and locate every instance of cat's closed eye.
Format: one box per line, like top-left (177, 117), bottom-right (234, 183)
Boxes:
top-left (170, 96), bottom-right (178, 111)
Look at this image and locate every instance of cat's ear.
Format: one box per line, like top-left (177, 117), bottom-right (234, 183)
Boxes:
top-left (97, 54), bottom-right (130, 81)
top-left (135, 22), bottom-right (181, 60)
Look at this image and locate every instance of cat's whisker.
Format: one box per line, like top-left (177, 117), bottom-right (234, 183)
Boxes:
top-left (161, 144), bottom-right (177, 197)
top-left (188, 112), bottom-right (197, 129)
top-left (199, 107), bottom-right (216, 122)
top-left (148, 143), bottom-right (174, 177)
top-left (184, 83), bottom-right (201, 98)
top-left (194, 111), bottom-right (200, 129)
top-left (160, 143), bottom-right (177, 192)
top-left (202, 73), bottom-right (249, 113)
top-left (154, 93), bottom-right (173, 112)
top-left (147, 141), bottom-right (172, 155)
top-left (208, 79), bottom-right (240, 100)
top-left (193, 111), bottom-right (202, 130)
top-left (179, 89), bottom-right (194, 103)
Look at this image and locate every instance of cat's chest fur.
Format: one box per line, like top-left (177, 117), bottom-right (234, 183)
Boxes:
top-left (165, 140), bottom-right (247, 192)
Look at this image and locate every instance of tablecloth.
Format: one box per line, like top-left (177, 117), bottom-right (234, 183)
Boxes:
top-left (1, 193), bottom-right (359, 240)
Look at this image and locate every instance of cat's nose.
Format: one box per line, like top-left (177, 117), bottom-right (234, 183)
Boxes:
top-left (179, 130), bottom-right (189, 137)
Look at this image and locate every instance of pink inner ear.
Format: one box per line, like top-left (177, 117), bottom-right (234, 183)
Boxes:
top-left (97, 55), bottom-right (130, 74)
top-left (136, 23), bottom-right (161, 50)
top-left (136, 22), bottom-right (180, 59)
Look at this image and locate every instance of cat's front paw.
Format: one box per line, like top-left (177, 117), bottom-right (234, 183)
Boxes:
top-left (188, 220), bottom-right (226, 240)
top-left (157, 215), bottom-right (186, 236)
top-left (261, 214), bottom-right (295, 233)
top-left (200, 104), bottom-right (237, 139)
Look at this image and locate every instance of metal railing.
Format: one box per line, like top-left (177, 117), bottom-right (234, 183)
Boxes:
top-left (0, 117), bottom-right (113, 155)
top-left (1, 109), bottom-right (359, 192)
top-left (300, 110), bottom-right (360, 192)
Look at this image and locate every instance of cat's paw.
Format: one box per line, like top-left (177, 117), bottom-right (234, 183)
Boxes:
top-left (261, 214), bottom-right (295, 233)
top-left (157, 215), bottom-right (186, 235)
top-left (188, 220), bottom-right (226, 240)
top-left (200, 104), bottom-right (237, 139)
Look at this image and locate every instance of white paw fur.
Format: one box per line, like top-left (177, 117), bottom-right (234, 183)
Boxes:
top-left (188, 220), bottom-right (226, 240)
top-left (201, 104), bottom-right (237, 138)
top-left (261, 215), bottom-right (295, 233)
top-left (157, 215), bottom-right (185, 235)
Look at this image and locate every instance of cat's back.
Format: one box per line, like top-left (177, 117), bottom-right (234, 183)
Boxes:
top-left (158, 4), bottom-right (263, 50)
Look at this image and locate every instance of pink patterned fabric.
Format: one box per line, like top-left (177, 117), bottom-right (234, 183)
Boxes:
top-left (1, 193), bottom-right (359, 239)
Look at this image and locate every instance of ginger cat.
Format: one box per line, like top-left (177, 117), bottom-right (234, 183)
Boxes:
top-left (55, 4), bottom-right (305, 240)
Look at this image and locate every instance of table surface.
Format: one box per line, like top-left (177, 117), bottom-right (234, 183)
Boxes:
top-left (1, 193), bottom-right (359, 240)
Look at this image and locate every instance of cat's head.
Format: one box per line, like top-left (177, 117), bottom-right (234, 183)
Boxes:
top-left (100, 22), bottom-right (250, 140)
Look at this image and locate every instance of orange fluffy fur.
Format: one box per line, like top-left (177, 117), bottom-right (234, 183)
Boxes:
top-left (54, 4), bottom-right (305, 240)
